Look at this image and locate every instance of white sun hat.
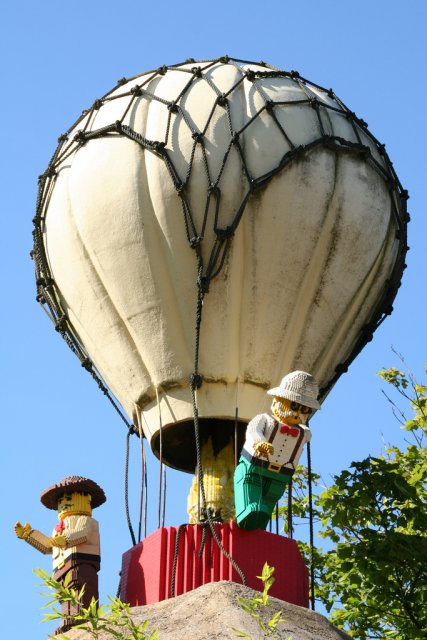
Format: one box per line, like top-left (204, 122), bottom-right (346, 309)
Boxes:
top-left (267, 371), bottom-right (321, 410)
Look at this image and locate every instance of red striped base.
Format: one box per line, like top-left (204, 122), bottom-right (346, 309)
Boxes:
top-left (121, 522), bottom-right (309, 607)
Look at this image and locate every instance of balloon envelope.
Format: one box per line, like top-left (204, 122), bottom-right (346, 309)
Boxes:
top-left (34, 58), bottom-right (407, 472)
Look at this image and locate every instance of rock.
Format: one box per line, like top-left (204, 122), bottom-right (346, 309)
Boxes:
top-left (66, 580), bottom-right (351, 639)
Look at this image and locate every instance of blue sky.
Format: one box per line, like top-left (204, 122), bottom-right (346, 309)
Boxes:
top-left (2, 2), bottom-right (426, 637)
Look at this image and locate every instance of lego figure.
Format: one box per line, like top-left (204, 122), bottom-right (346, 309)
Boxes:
top-left (15, 476), bottom-right (106, 635)
top-left (187, 435), bottom-right (235, 524)
top-left (234, 371), bottom-right (320, 530)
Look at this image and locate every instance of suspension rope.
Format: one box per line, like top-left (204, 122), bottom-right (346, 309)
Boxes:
top-left (124, 428), bottom-right (137, 547)
top-left (162, 465), bottom-right (167, 529)
top-left (170, 524), bottom-right (187, 597)
top-left (136, 410), bottom-right (147, 543)
top-left (234, 379), bottom-right (240, 469)
top-left (287, 478), bottom-right (293, 539)
top-left (307, 439), bottom-right (315, 611)
top-left (155, 387), bottom-right (166, 529)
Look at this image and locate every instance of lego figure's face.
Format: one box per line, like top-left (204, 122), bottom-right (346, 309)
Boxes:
top-left (271, 397), bottom-right (312, 425)
top-left (57, 492), bottom-right (92, 520)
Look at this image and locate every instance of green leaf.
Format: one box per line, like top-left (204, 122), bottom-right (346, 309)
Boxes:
top-left (230, 627), bottom-right (251, 638)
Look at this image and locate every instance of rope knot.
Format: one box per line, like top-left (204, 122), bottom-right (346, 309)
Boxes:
top-left (191, 66), bottom-right (202, 78)
top-left (46, 165), bottom-right (57, 178)
top-left (131, 85), bottom-right (143, 97)
top-left (198, 275), bottom-right (209, 294)
top-left (74, 130), bottom-right (87, 144)
top-left (189, 373), bottom-right (203, 390)
top-left (189, 236), bottom-right (202, 248)
top-left (55, 315), bottom-right (67, 333)
top-left (215, 226), bottom-right (233, 240)
top-left (81, 358), bottom-right (92, 372)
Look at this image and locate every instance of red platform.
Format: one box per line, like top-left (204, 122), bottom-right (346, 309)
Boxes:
top-left (121, 522), bottom-right (308, 607)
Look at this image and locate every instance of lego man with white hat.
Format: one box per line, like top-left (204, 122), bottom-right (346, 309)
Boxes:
top-left (234, 371), bottom-right (320, 530)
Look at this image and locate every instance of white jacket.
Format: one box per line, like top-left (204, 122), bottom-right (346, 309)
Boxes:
top-left (242, 413), bottom-right (311, 473)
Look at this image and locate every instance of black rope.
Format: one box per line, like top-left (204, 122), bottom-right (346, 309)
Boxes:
top-left (124, 429), bottom-right (137, 547)
top-left (287, 478), bottom-right (293, 539)
top-left (162, 465), bottom-right (167, 529)
top-left (307, 440), bottom-right (315, 611)
top-left (157, 393), bottom-right (165, 530)
top-left (171, 524), bottom-right (187, 597)
top-left (137, 433), bottom-right (147, 543)
top-left (234, 406), bottom-right (239, 469)
top-left (143, 443), bottom-right (148, 540)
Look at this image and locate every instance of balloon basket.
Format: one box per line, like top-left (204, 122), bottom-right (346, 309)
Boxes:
top-left (120, 521), bottom-right (309, 607)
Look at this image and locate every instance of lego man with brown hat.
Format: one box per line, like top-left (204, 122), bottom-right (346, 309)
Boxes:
top-left (15, 475), bottom-right (106, 635)
top-left (234, 371), bottom-right (320, 530)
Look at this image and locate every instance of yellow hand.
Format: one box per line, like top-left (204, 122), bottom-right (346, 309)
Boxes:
top-left (50, 535), bottom-right (68, 548)
top-left (254, 441), bottom-right (274, 458)
top-left (15, 522), bottom-right (33, 539)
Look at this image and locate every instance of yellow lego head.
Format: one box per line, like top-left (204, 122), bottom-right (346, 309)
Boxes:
top-left (271, 397), bottom-right (312, 425)
top-left (57, 492), bottom-right (92, 520)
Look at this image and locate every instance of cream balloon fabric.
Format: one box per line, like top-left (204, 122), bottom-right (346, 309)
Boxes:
top-left (34, 58), bottom-right (407, 470)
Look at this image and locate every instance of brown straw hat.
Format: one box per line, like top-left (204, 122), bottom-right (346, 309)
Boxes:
top-left (40, 476), bottom-right (106, 510)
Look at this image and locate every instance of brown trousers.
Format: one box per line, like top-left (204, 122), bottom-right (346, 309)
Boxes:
top-left (53, 562), bottom-right (99, 635)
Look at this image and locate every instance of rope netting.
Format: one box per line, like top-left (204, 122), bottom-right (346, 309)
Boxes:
top-left (32, 56), bottom-right (409, 591)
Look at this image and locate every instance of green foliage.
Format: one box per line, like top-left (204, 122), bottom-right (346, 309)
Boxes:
top-left (231, 563), bottom-right (289, 639)
top-left (34, 568), bottom-right (159, 640)
top-left (311, 365), bottom-right (427, 640)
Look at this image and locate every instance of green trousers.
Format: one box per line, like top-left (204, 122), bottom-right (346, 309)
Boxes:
top-left (234, 456), bottom-right (291, 530)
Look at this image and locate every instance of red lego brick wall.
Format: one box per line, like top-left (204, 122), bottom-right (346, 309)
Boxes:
top-left (121, 522), bottom-right (309, 607)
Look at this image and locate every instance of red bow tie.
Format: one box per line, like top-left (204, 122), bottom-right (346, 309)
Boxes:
top-left (54, 521), bottom-right (65, 533)
top-left (280, 424), bottom-right (300, 437)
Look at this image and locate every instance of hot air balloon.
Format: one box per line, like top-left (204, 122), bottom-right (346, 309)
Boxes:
top-left (32, 57), bottom-right (407, 529)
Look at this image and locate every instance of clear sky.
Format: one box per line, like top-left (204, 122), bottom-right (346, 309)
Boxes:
top-left (2, 1), bottom-right (426, 638)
